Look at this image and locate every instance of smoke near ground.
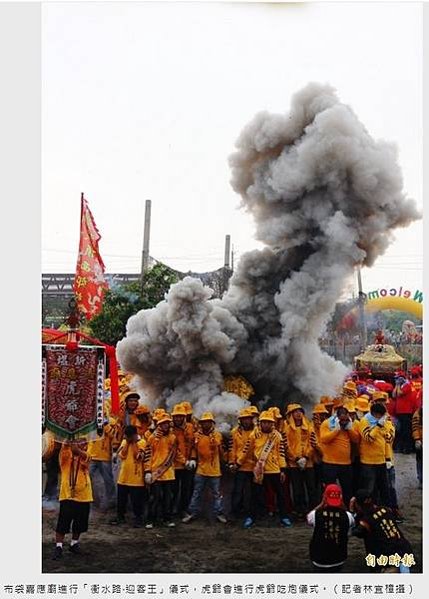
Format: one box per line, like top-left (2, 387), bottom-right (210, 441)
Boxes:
top-left (117, 83), bottom-right (420, 422)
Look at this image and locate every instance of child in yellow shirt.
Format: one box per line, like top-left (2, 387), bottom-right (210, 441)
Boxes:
top-left (53, 440), bottom-right (93, 560)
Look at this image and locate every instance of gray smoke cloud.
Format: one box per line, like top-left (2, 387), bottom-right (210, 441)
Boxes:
top-left (117, 83), bottom-right (420, 424)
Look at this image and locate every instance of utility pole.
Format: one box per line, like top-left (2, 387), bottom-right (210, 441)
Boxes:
top-left (224, 234), bottom-right (231, 268)
top-left (222, 234), bottom-right (232, 295)
top-left (357, 266), bottom-right (367, 350)
top-left (231, 244), bottom-right (235, 272)
top-left (140, 199), bottom-right (152, 292)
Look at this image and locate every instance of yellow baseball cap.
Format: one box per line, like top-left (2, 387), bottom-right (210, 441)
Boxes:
top-left (171, 404), bottom-right (187, 417)
top-left (355, 397), bottom-right (370, 412)
top-left (312, 403), bottom-right (329, 414)
top-left (270, 406), bottom-right (282, 419)
top-left (333, 397), bottom-right (344, 409)
top-left (199, 412), bottom-right (215, 422)
top-left (259, 410), bottom-right (275, 422)
top-left (239, 407), bottom-right (254, 419)
top-left (157, 413), bottom-right (172, 425)
top-left (181, 402), bottom-right (193, 415)
top-left (152, 408), bottom-right (167, 421)
top-left (344, 401), bottom-right (356, 413)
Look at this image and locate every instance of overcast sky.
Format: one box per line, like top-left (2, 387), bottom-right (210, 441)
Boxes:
top-left (42, 2), bottom-right (423, 297)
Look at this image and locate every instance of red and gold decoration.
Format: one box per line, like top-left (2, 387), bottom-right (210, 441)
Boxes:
top-left (223, 374), bottom-right (254, 400)
top-left (42, 326), bottom-right (120, 419)
top-left (73, 193), bottom-right (108, 320)
top-left (42, 343), bottom-right (106, 440)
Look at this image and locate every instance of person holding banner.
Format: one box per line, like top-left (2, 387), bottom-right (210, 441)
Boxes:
top-left (53, 440), bottom-right (93, 560)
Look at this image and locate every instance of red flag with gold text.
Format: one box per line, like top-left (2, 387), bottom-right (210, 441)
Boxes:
top-left (73, 194), bottom-right (108, 319)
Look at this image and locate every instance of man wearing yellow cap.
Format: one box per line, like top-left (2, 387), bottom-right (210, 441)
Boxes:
top-left (284, 403), bottom-right (318, 518)
top-left (182, 413), bottom-right (227, 524)
top-left (171, 404), bottom-right (195, 516)
top-left (236, 410), bottom-right (292, 528)
top-left (228, 407), bottom-right (257, 520)
top-left (319, 405), bottom-right (360, 506)
top-left (144, 413), bottom-right (179, 528)
top-left (110, 425), bottom-right (146, 528)
top-left (358, 401), bottom-right (390, 505)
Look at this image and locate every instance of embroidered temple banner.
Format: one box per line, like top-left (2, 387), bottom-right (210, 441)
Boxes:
top-left (42, 344), bottom-right (105, 441)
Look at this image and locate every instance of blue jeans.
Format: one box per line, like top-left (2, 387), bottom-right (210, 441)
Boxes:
top-left (188, 474), bottom-right (223, 516)
top-left (90, 460), bottom-right (116, 507)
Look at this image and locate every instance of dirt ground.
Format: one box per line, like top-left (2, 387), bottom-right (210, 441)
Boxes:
top-left (42, 453), bottom-right (422, 573)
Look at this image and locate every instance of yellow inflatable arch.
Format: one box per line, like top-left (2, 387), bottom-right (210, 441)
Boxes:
top-left (365, 296), bottom-right (422, 319)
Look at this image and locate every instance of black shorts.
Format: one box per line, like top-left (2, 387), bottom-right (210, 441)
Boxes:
top-left (56, 500), bottom-right (91, 535)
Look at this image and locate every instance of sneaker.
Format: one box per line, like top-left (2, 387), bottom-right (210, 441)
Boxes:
top-left (69, 543), bottom-right (82, 555)
top-left (165, 521), bottom-right (176, 528)
top-left (216, 514), bottom-right (227, 524)
top-left (182, 513), bottom-right (194, 523)
top-left (52, 546), bottom-right (63, 561)
top-left (243, 517), bottom-right (254, 529)
top-left (145, 522), bottom-right (154, 529)
top-left (109, 516), bottom-right (125, 525)
top-left (280, 517), bottom-right (293, 527)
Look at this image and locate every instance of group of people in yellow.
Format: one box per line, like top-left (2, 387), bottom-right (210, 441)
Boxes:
top-left (51, 374), bottom-right (423, 565)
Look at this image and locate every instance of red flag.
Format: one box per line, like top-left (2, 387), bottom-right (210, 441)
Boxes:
top-left (73, 193), bottom-right (108, 319)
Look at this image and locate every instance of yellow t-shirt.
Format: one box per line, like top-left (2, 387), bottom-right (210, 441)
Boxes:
top-left (193, 430), bottom-right (224, 477)
top-left (117, 438), bottom-right (146, 486)
top-left (87, 420), bottom-right (116, 461)
top-left (358, 417), bottom-right (388, 465)
top-left (319, 418), bottom-right (360, 466)
top-left (172, 424), bottom-right (194, 470)
top-left (229, 427), bottom-right (256, 472)
top-left (145, 431), bottom-right (177, 481)
top-left (59, 446), bottom-right (93, 502)
top-left (239, 429), bottom-right (286, 474)
top-left (284, 418), bottom-right (317, 468)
